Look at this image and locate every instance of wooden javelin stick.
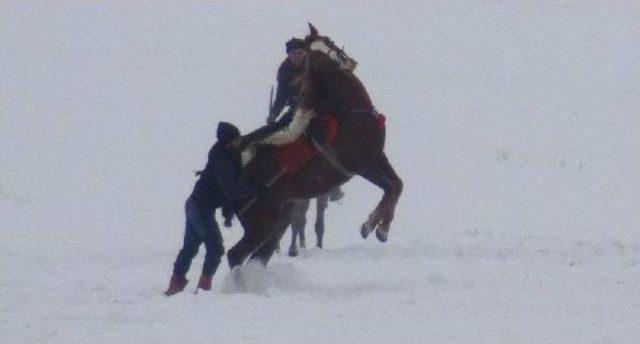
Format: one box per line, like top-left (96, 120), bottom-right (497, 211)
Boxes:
top-left (267, 85), bottom-right (275, 123)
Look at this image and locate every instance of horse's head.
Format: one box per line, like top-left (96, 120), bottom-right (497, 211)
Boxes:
top-left (303, 23), bottom-right (358, 72)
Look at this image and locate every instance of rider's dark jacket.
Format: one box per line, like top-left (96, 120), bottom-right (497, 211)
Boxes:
top-left (270, 58), bottom-right (305, 121)
top-left (190, 142), bottom-right (255, 211)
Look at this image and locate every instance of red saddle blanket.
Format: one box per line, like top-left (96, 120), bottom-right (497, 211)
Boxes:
top-left (273, 113), bottom-right (338, 177)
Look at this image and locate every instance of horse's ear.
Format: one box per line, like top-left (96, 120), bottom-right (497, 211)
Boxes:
top-left (308, 22), bottom-right (319, 37)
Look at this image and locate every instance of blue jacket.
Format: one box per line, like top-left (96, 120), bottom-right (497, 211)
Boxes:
top-left (189, 118), bottom-right (292, 211)
top-left (190, 142), bottom-right (256, 211)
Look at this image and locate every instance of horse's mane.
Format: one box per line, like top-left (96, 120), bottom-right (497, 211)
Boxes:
top-left (299, 51), bottom-right (373, 114)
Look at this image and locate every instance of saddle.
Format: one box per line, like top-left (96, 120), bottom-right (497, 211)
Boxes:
top-left (272, 112), bottom-right (338, 177)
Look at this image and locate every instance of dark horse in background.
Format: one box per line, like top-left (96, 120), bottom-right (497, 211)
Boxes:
top-left (227, 24), bottom-right (403, 274)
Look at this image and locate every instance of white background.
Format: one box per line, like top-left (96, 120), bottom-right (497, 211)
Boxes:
top-left (1, 1), bottom-right (639, 343)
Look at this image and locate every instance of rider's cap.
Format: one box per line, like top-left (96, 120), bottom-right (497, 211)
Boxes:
top-left (217, 122), bottom-right (240, 144)
top-left (286, 38), bottom-right (307, 53)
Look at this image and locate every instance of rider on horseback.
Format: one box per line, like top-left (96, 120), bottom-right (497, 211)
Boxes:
top-left (267, 38), bottom-right (308, 125)
top-left (268, 37), bottom-right (344, 201)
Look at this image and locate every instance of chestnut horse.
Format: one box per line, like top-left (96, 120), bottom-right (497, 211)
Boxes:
top-left (227, 24), bottom-right (403, 271)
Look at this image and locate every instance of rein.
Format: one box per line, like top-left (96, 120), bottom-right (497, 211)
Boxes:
top-left (350, 108), bottom-right (379, 115)
top-left (310, 137), bottom-right (353, 179)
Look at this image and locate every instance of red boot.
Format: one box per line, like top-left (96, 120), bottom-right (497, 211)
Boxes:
top-left (164, 275), bottom-right (188, 296)
top-left (197, 274), bottom-right (212, 291)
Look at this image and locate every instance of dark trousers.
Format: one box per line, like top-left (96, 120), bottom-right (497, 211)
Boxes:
top-left (172, 197), bottom-right (225, 277)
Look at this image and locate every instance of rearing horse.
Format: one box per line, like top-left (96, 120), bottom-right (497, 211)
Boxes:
top-left (227, 24), bottom-right (403, 271)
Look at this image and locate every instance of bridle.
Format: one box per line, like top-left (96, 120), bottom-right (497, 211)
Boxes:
top-left (309, 37), bottom-right (358, 72)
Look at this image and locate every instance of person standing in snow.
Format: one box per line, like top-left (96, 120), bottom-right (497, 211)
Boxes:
top-left (164, 118), bottom-right (291, 296)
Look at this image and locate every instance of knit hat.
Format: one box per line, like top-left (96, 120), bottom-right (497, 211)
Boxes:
top-left (217, 122), bottom-right (240, 143)
top-left (286, 38), bottom-right (307, 53)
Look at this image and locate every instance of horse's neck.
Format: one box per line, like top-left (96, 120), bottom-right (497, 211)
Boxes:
top-left (307, 52), bottom-right (373, 112)
top-left (239, 52), bottom-right (374, 168)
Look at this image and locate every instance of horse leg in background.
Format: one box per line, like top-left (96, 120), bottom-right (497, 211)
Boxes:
top-left (288, 199), bottom-right (310, 257)
top-left (356, 152), bottom-right (403, 242)
top-left (315, 193), bottom-right (329, 248)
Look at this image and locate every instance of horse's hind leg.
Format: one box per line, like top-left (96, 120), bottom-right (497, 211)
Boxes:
top-left (357, 153), bottom-right (403, 242)
top-left (250, 229), bottom-right (285, 265)
top-left (228, 199), bottom-right (286, 269)
top-left (315, 193), bottom-right (329, 248)
top-left (253, 201), bottom-right (294, 263)
top-left (227, 230), bottom-right (268, 270)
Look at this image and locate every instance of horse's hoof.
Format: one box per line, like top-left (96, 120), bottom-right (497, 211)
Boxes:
top-left (360, 223), bottom-right (372, 239)
top-left (375, 229), bottom-right (388, 242)
top-left (288, 247), bottom-right (299, 257)
top-left (232, 267), bottom-right (247, 292)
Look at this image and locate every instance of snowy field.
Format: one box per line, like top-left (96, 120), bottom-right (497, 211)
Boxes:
top-left (2, 1), bottom-right (639, 343)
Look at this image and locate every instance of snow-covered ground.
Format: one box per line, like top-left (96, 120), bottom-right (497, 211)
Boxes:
top-left (2, 1), bottom-right (639, 343)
